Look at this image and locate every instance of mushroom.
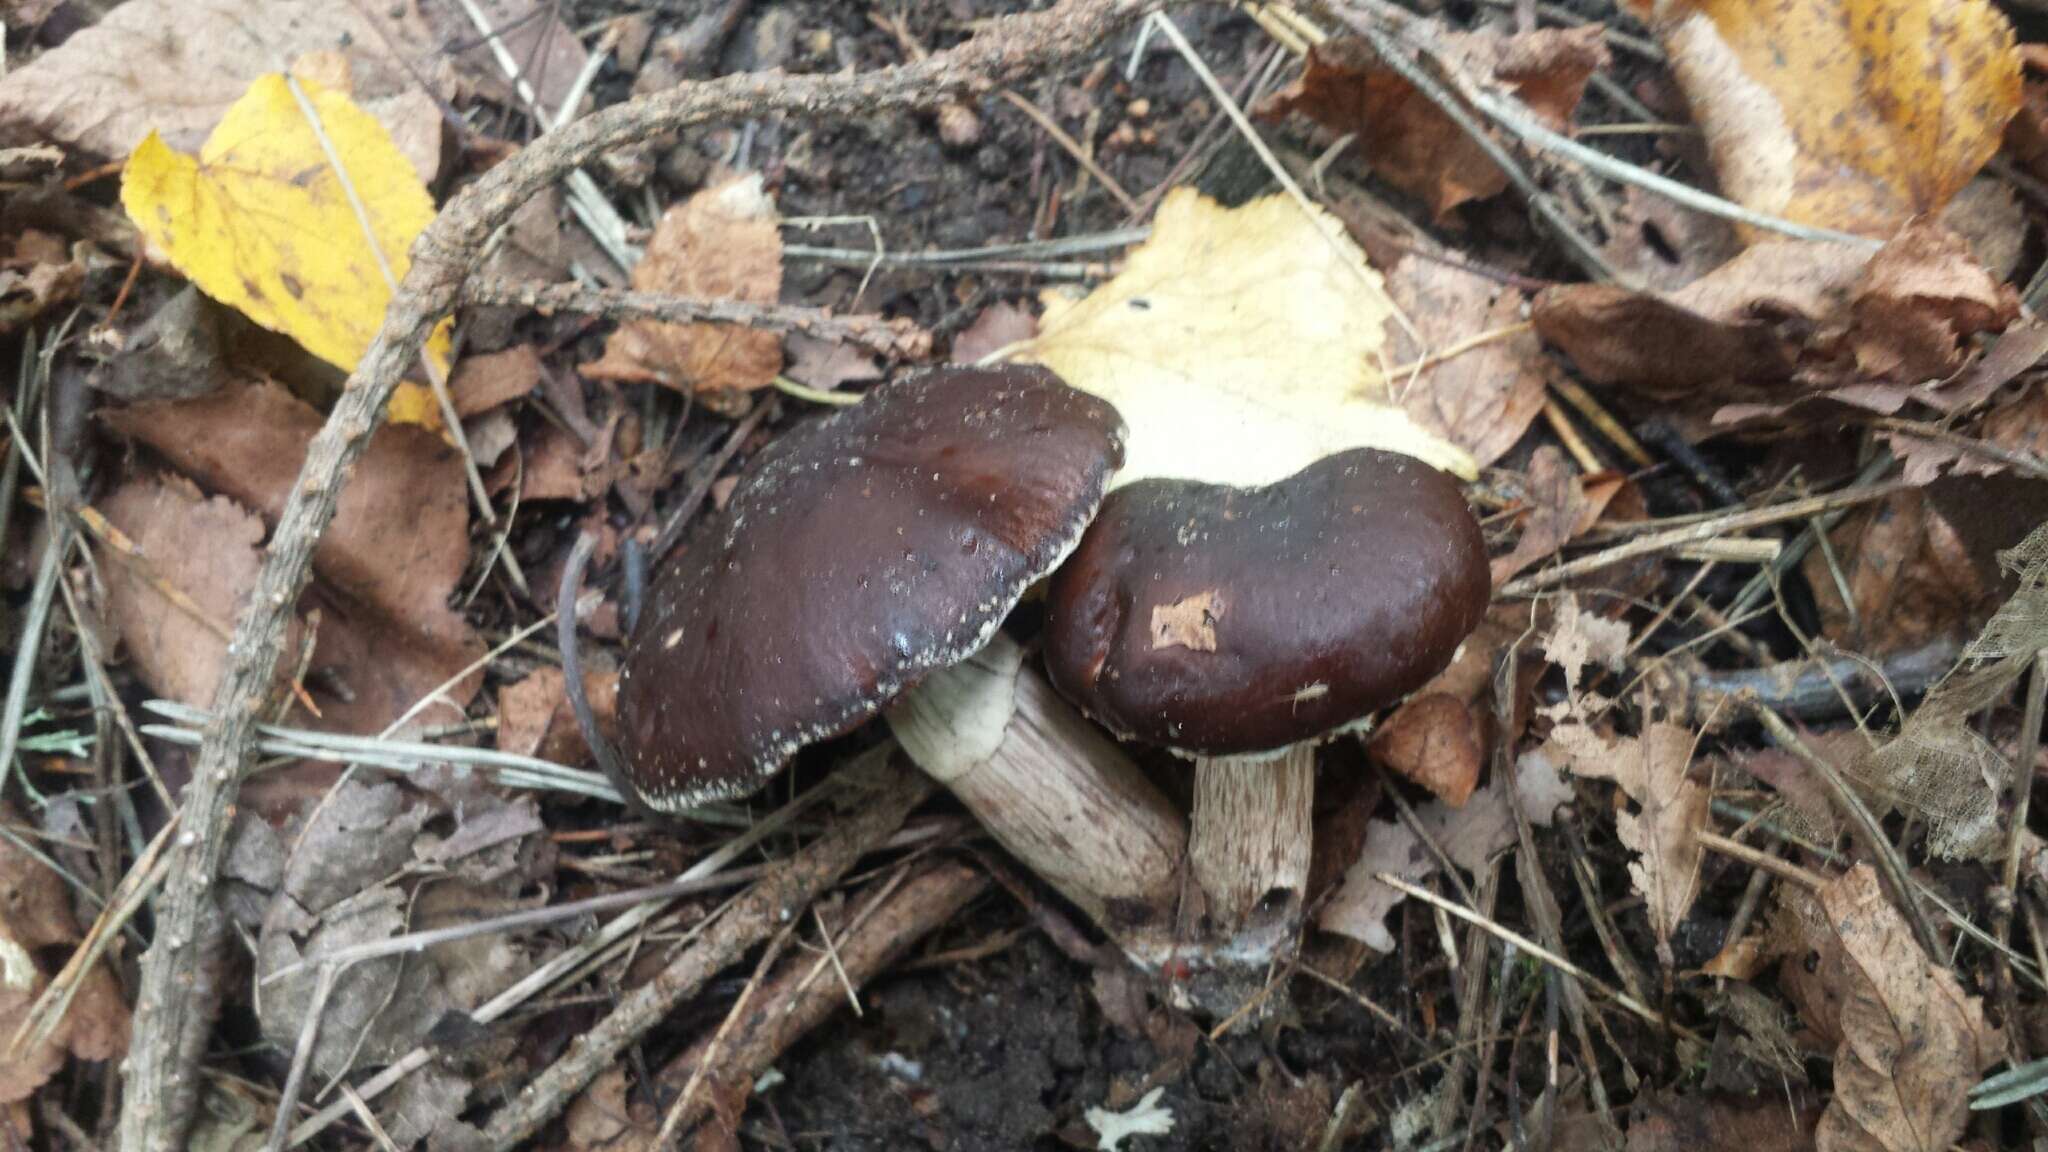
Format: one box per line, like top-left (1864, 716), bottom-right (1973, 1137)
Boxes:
top-left (611, 364), bottom-right (1184, 924)
top-left (1044, 447), bottom-right (1490, 967)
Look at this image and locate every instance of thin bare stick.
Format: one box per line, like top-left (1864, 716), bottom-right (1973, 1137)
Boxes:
top-left (1375, 873), bottom-right (1701, 1041)
top-left (281, 75), bottom-right (529, 598)
top-left (1697, 829), bottom-right (1827, 891)
top-left (477, 755), bottom-right (934, 1149)
top-left (1498, 479), bottom-right (1913, 596)
top-left (1748, 703), bottom-right (1945, 962)
top-left (655, 915), bottom-right (801, 1146)
top-left (1306, 7), bottom-right (1620, 283)
top-left (1997, 650), bottom-right (2048, 1024)
top-left (999, 90), bottom-right (1140, 212)
top-left (651, 862), bottom-right (988, 1142)
top-left (120, 8), bottom-right (1167, 1148)
top-left (261, 965), bottom-right (338, 1152)
top-left (461, 278), bottom-right (933, 358)
top-left (1871, 417), bottom-right (2048, 484)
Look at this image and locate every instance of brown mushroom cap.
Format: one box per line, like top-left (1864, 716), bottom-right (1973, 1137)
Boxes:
top-left (616, 365), bottom-right (1125, 812)
top-left (1043, 448), bottom-right (1488, 756)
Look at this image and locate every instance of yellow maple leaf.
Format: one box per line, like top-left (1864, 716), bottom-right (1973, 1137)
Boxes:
top-left (1636, 0), bottom-right (2020, 237)
top-left (121, 73), bottom-right (450, 422)
top-left (1015, 189), bottom-right (1474, 489)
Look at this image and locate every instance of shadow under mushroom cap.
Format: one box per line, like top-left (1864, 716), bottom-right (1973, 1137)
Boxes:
top-left (616, 364), bottom-right (1125, 813)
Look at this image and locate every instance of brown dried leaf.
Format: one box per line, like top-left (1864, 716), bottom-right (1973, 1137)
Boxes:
top-left (1319, 749), bottom-right (1572, 950)
top-left (1536, 222), bottom-right (2017, 419)
top-left (1383, 257), bottom-right (1546, 468)
top-left (99, 476), bottom-right (277, 711)
top-left (425, 0), bottom-right (590, 121)
top-left (1544, 721), bottom-right (1706, 946)
top-left (784, 332), bottom-right (880, 393)
top-left (99, 382), bottom-right (483, 732)
top-left (1368, 693), bottom-right (1483, 807)
top-left (497, 666), bottom-right (619, 766)
top-left (1625, 1090), bottom-right (1818, 1152)
top-left (1490, 447), bottom-right (1621, 585)
top-left (1802, 490), bottom-right (1995, 656)
top-left (582, 175), bottom-right (783, 411)
top-left (0, 816), bottom-right (130, 1103)
top-left (0, 0), bottom-right (439, 159)
top-left (450, 345), bottom-right (543, 417)
top-left (0, 234), bottom-right (83, 335)
top-left (1600, 186), bottom-right (1743, 293)
top-left (520, 421), bottom-right (613, 504)
top-left (1811, 864), bottom-right (2001, 1152)
top-left (1635, 0), bottom-right (2020, 237)
top-left (1266, 26), bottom-right (1607, 219)
top-left (950, 301), bottom-right (1038, 364)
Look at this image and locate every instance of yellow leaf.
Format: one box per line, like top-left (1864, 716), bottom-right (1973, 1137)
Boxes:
top-left (120, 73), bottom-right (451, 420)
top-left (1638, 0), bottom-right (2020, 236)
top-left (1016, 189), bottom-right (1473, 489)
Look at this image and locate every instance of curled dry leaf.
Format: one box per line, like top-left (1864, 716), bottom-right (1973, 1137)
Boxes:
top-left (1264, 26), bottom-right (1607, 220)
top-left (1368, 694), bottom-right (1483, 807)
top-left (1811, 864), bottom-right (2001, 1152)
top-left (1633, 0), bottom-right (2020, 237)
top-left (1319, 749), bottom-right (1573, 951)
top-left (1383, 256), bottom-right (1547, 469)
top-left (0, 812), bottom-right (130, 1104)
top-left (1535, 221), bottom-right (2017, 422)
top-left (1019, 188), bottom-right (1473, 488)
top-left (1490, 446), bottom-right (1624, 586)
top-left (0, 233), bottom-right (84, 336)
top-left (582, 174), bottom-right (784, 413)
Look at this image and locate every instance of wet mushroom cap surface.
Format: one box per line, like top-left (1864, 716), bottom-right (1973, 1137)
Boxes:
top-left (617, 364), bottom-right (1125, 812)
top-left (1044, 448), bottom-right (1489, 756)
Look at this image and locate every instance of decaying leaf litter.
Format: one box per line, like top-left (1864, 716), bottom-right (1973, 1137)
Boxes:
top-left (11, 0), bottom-right (2048, 1148)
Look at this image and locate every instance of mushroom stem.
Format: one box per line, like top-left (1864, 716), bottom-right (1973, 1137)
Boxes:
top-left (889, 634), bottom-right (1185, 930)
top-left (1188, 747), bottom-right (1314, 954)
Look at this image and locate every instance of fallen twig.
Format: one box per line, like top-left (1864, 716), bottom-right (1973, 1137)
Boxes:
top-left (461, 278), bottom-right (934, 360)
top-left (477, 752), bottom-right (935, 1149)
top-left (650, 860), bottom-right (989, 1143)
top-left (1498, 478), bottom-right (1914, 596)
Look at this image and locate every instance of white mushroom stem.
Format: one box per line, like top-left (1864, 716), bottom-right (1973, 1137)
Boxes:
top-left (1188, 747), bottom-right (1315, 953)
top-left (888, 633), bottom-right (1186, 929)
